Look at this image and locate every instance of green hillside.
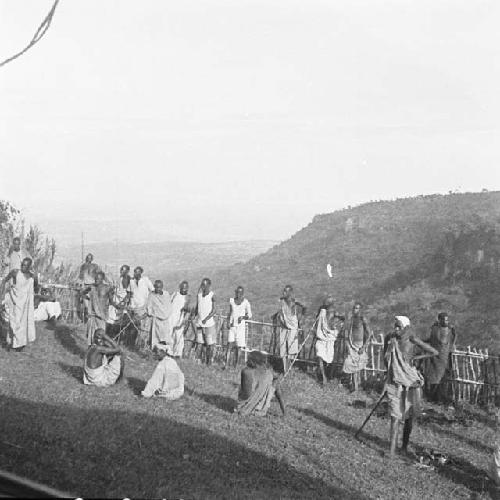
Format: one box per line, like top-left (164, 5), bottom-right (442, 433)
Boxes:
top-left (163, 191), bottom-right (500, 351)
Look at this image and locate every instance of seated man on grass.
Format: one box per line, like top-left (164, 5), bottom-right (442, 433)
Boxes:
top-left (141, 344), bottom-right (184, 400)
top-left (34, 288), bottom-right (62, 323)
top-left (236, 350), bottom-right (286, 417)
top-left (83, 329), bottom-right (124, 387)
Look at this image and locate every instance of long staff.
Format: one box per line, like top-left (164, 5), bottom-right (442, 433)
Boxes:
top-left (282, 316), bottom-right (319, 379)
top-left (354, 390), bottom-right (387, 439)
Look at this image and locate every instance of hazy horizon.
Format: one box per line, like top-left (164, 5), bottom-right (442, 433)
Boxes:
top-left (2, 1), bottom-right (500, 244)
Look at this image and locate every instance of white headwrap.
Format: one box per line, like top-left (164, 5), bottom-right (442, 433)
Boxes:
top-left (395, 315), bottom-right (411, 328)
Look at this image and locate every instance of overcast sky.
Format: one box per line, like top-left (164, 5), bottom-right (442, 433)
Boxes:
top-left (1, 0), bottom-right (500, 242)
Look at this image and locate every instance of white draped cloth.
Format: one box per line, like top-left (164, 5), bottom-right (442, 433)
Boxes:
top-left (168, 292), bottom-right (188, 357)
top-left (141, 356), bottom-right (184, 399)
top-left (34, 301), bottom-right (62, 322)
top-left (315, 309), bottom-right (339, 364)
top-left (5, 270), bottom-right (36, 348)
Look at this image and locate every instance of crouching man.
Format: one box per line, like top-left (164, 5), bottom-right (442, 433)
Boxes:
top-left (83, 329), bottom-right (124, 387)
top-left (236, 350), bottom-right (286, 417)
top-left (141, 345), bottom-right (184, 400)
top-left (384, 315), bottom-right (438, 457)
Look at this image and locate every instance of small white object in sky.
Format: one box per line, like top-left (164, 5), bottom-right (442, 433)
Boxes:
top-left (326, 263), bottom-right (333, 278)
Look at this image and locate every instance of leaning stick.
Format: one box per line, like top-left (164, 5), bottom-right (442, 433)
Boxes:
top-left (354, 389), bottom-right (387, 439)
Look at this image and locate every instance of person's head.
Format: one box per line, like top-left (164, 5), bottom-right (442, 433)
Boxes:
top-left (120, 265), bottom-right (130, 277)
top-left (93, 328), bottom-right (105, 345)
top-left (134, 266), bottom-right (143, 279)
top-left (154, 280), bottom-right (163, 294)
top-left (235, 286), bottom-right (244, 300)
top-left (95, 271), bottom-right (105, 285)
top-left (323, 296), bottom-right (335, 312)
top-left (247, 350), bottom-right (267, 369)
top-left (12, 237), bottom-right (21, 252)
top-left (20, 257), bottom-right (32, 273)
top-left (352, 302), bottom-right (362, 317)
top-left (85, 253), bottom-right (93, 264)
top-left (394, 315), bottom-right (410, 331)
top-left (179, 281), bottom-right (189, 295)
top-left (201, 278), bottom-right (211, 293)
top-left (437, 312), bottom-right (449, 327)
top-left (283, 285), bottom-right (294, 300)
top-left (156, 344), bottom-right (174, 359)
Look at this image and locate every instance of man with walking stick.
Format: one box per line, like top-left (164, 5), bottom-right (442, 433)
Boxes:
top-left (383, 315), bottom-right (438, 457)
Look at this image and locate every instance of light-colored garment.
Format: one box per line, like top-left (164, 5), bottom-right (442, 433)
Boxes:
top-left (5, 270), bottom-right (36, 348)
top-left (228, 297), bottom-right (252, 347)
top-left (343, 315), bottom-right (370, 373)
top-left (278, 299), bottom-right (299, 357)
top-left (237, 366), bottom-right (276, 416)
top-left (108, 278), bottom-right (131, 324)
top-left (130, 276), bottom-right (154, 310)
top-left (196, 325), bottom-right (216, 345)
top-left (169, 292), bottom-right (188, 356)
top-left (34, 301), bottom-right (62, 321)
top-left (83, 354), bottom-right (121, 387)
top-left (86, 285), bottom-right (110, 345)
top-left (384, 330), bottom-right (424, 421)
top-left (315, 309), bottom-right (339, 364)
top-left (141, 356), bottom-right (185, 399)
top-left (197, 290), bottom-right (215, 327)
top-left (146, 291), bottom-right (172, 349)
top-left (386, 383), bottom-right (421, 421)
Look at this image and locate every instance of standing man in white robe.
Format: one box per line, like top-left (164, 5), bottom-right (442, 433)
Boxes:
top-left (1, 257), bottom-right (36, 352)
top-left (225, 286), bottom-right (252, 368)
top-left (168, 281), bottom-right (191, 358)
top-left (315, 297), bottom-right (344, 386)
top-left (129, 266), bottom-right (154, 347)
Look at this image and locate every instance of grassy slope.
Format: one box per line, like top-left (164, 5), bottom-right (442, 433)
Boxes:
top-left (0, 322), bottom-right (496, 499)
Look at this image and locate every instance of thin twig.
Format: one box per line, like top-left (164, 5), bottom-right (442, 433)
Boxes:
top-left (0, 0), bottom-right (61, 68)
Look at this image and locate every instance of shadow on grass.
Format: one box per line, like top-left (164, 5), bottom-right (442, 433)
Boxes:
top-left (54, 325), bottom-right (86, 358)
top-left (57, 362), bottom-right (82, 383)
top-left (427, 422), bottom-right (492, 454)
top-left (193, 391), bottom-right (235, 413)
top-left (294, 406), bottom-right (387, 450)
top-left (419, 450), bottom-right (490, 494)
top-left (0, 395), bottom-right (367, 500)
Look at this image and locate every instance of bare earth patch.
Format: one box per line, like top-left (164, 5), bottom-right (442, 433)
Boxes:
top-left (0, 322), bottom-right (495, 499)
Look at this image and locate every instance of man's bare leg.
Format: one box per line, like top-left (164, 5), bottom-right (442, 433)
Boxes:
top-left (389, 417), bottom-right (400, 458)
top-left (275, 384), bottom-right (286, 416)
top-left (401, 417), bottom-right (413, 454)
top-left (224, 343), bottom-right (233, 368)
top-left (353, 372), bottom-right (360, 392)
top-left (317, 358), bottom-right (327, 386)
top-left (206, 345), bottom-right (213, 365)
top-left (233, 347), bottom-right (240, 368)
top-left (116, 354), bottom-right (126, 383)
